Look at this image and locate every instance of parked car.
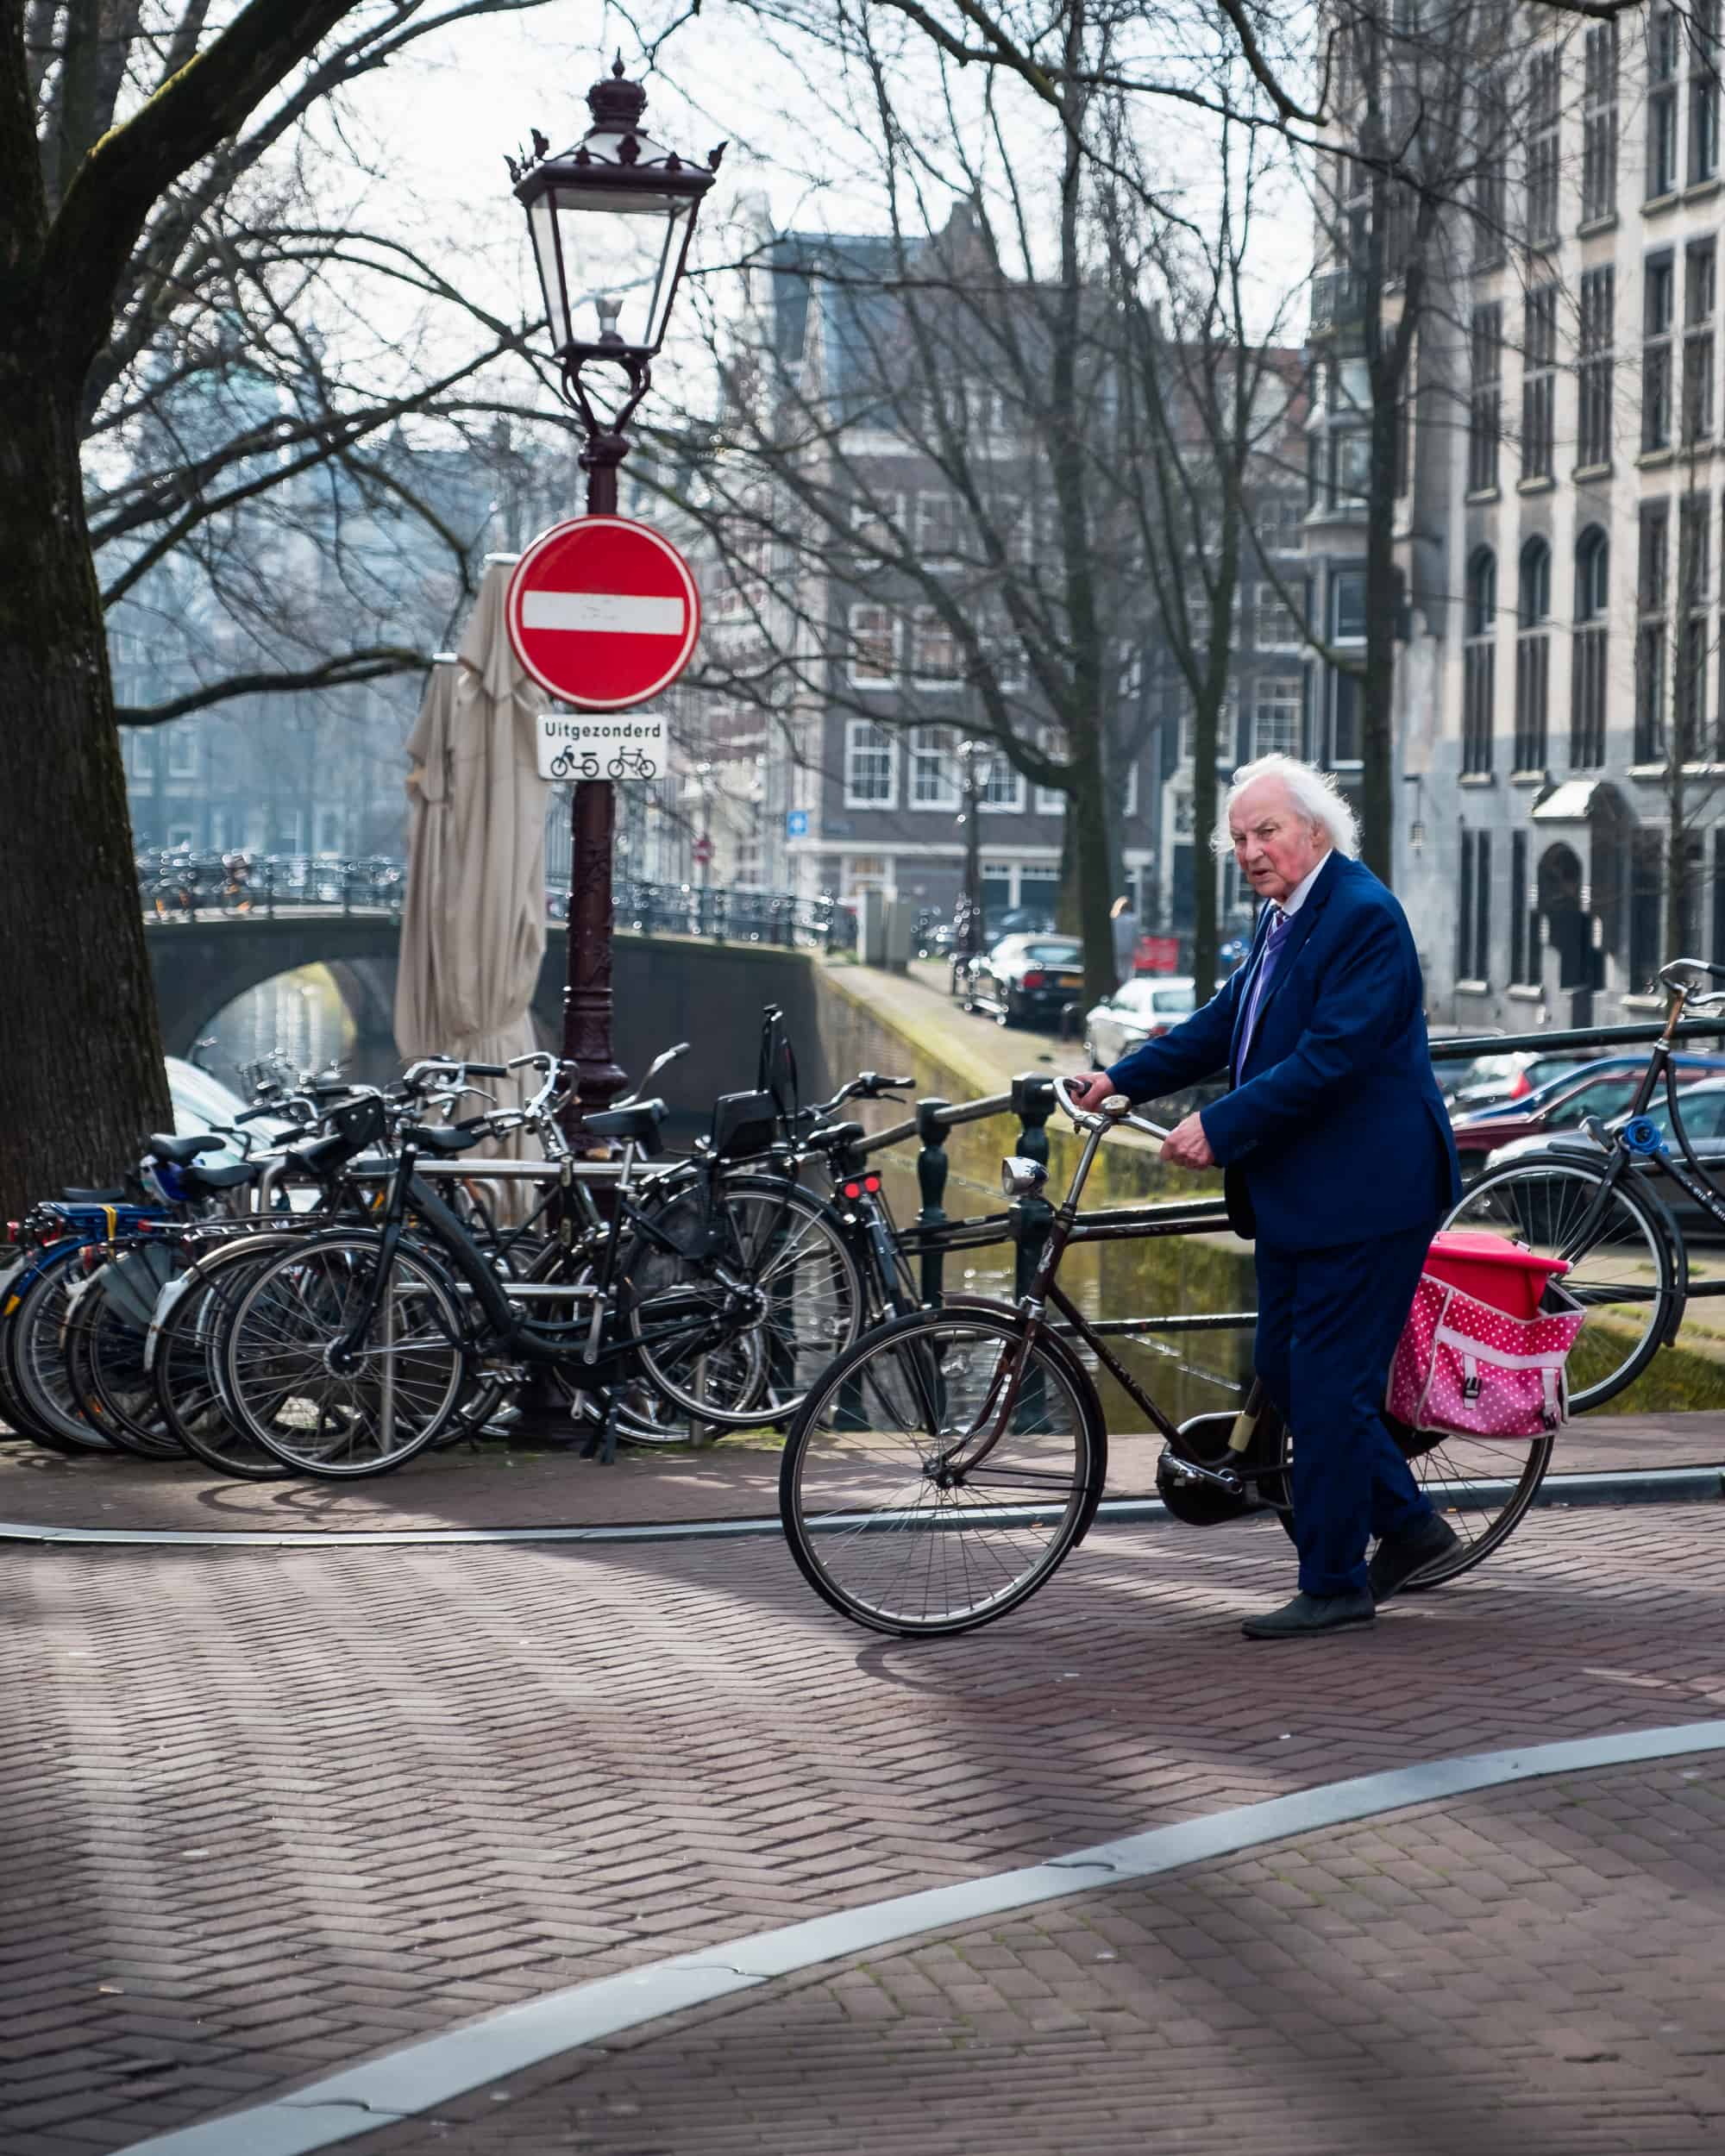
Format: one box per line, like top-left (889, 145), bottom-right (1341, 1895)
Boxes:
top-left (1082, 976), bottom-right (1197, 1066)
top-left (1446, 1049), bottom-right (1603, 1113)
top-left (965, 934), bottom-right (1084, 1028)
top-left (1451, 1056), bottom-right (1725, 1163)
top-left (1484, 1079), bottom-right (1725, 1239)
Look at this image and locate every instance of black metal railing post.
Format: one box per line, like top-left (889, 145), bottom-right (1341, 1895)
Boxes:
top-left (915, 1098), bottom-right (951, 1307)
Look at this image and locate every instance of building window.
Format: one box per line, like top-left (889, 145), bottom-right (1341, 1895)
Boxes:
top-left (1252, 674), bottom-right (1304, 759)
top-left (1033, 724), bottom-right (1066, 816)
top-left (1463, 549), bottom-right (1497, 776)
top-left (1458, 829), bottom-right (1493, 984)
top-left (1571, 528), bottom-right (1610, 770)
top-left (910, 607), bottom-right (963, 685)
top-left (1327, 569), bottom-right (1365, 764)
top-left (1522, 285), bottom-right (1557, 481)
top-left (850, 493), bottom-right (906, 566)
top-left (982, 759), bottom-right (1026, 812)
top-left (1467, 304), bottom-right (1502, 494)
top-left (845, 853), bottom-right (892, 899)
top-left (1684, 241), bottom-right (1716, 443)
top-left (1509, 830), bottom-right (1538, 985)
top-left (908, 724), bottom-right (960, 810)
top-left (1648, 5), bottom-right (1681, 198)
top-left (124, 729), bottom-right (156, 784)
top-left (1327, 429), bottom-right (1370, 510)
top-left (914, 490), bottom-right (960, 561)
top-left (844, 720), bottom-right (897, 808)
top-left (166, 725), bottom-right (200, 780)
top-left (846, 604), bottom-right (898, 686)
top-left (1629, 830), bottom-right (1665, 989)
top-left (1582, 22), bottom-right (1619, 223)
top-left (1636, 499), bottom-right (1670, 762)
top-left (1515, 540), bottom-right (1551, 773)
top-left (1525, 51), bottom-right (1561, 248)
top-left (1251, 580), bottom-right (1302, 649)
top-left (1644, 254), bottom-right (1675, 453)
top-left (1695, 0), bottom-right (1722, 182)
top-left (1678, 494), bottom-right (1713, 755)
top-left (1578, 268), bottom-right (1615, 467)
top-left (1473, 72), bottom-right (1508, 266)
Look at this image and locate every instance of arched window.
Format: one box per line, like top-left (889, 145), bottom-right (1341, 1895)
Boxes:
top-left (1515, 539), bottom-right (1552, 771)
top-left (1463, 548), bottom-right (1496, 774)
top-left (1571, 528), bottom-right (1609, 766)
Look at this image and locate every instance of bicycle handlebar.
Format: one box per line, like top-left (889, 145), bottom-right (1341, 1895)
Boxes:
top-left (1051, 1075), bottom-right (1172, 1144)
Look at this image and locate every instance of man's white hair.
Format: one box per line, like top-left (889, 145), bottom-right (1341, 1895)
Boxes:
top-left (1210, 754), bottom-right (1360, 861)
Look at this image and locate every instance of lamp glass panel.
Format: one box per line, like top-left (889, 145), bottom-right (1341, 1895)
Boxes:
top-left (546, 185), bottom-right (695, 352)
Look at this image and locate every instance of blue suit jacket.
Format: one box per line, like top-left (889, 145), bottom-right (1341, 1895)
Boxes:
top-left (1107, 852), bottom-right (1461, 1251)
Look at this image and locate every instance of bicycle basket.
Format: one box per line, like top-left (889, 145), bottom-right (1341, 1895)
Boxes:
top-left (710, 1090), bottom-right (777, 1162)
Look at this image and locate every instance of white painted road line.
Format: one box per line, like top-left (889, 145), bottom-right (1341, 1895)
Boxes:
top-left (111, 1718), bottom-right (1725, 2156)
top-left (519, 591), bottom-right (685, 635)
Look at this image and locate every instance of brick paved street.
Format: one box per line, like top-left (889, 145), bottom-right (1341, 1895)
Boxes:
top-left (1, 1410), bottom-right (1719, 1538)
top-left (339, 1753), bottom-right (1725, 2156)
top-left (2, 1498), bottom-right (1722, 2153)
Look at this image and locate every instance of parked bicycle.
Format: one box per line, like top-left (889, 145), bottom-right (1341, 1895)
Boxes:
top-left (1443, 956), bottom-right (1725, 1411)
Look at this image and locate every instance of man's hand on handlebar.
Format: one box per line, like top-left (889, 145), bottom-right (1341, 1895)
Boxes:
top-left (1066, 1071), bottom-right (1118, 1112)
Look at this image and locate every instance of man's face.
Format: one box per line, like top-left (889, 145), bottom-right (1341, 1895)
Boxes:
top-left (1228, 780), bottom-right (1329, 905)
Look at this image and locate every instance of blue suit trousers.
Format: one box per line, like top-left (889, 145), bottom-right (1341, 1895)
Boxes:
top-left (1253, 1222), bottom-right (1438, 1598)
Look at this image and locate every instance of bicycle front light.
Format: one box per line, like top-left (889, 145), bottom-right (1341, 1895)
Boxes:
top-left (1001, 1156), bottom-right (1049, 1199)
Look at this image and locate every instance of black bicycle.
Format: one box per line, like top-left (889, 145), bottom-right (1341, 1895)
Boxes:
top-left (1443, 956), bottom-right (1725, 1410)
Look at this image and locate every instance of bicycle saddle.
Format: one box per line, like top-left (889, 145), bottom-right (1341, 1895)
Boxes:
top-left (60, 1186), bottom-right (127, 1203)
top-left (147, 1132), bottom-right (226, 1165)
top-left (581, 1099), bottom-right (668, 1144)
top-left (804, 1120), bottom-right (866, 1151)
top-left (403, 1122), bottom-right (486, 1155)
top-left (180, 1161), bottom-right (260, 1193)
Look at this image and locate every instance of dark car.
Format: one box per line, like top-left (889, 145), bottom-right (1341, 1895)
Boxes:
top-left (1451, 1056), bottom-right (1725, 1162)
top-left (1082, 976), bottom-right (1197, 1066)
top-left (966, 934), bottom-right (1085, 1028)
top-left (1484, 1079), bottom-right (1725, 1238)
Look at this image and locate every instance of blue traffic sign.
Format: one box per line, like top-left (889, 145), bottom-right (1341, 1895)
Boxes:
top-left (785, 809), bottom-right (810, 837)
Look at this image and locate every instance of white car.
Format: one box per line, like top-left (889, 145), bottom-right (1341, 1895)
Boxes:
top-left (1082, 976), bottom-right (1196, 1067)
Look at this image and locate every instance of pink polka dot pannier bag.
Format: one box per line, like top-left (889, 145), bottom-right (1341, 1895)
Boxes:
top-left (1385, 1231), bottom-right (1587, 1440)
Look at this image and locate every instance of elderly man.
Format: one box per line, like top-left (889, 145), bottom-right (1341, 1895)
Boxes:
top-left (1071, 754), bottom-right (1462, 1639)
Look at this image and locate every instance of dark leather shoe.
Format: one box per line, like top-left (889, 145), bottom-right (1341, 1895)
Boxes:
top-left (1369, 1514), bottom-right (1461, 1603)
top-left (1240, 1589), bottom-right (1376, 1640)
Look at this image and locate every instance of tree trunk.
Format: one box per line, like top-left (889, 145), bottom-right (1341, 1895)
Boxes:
top-left (1069, 738), bottom-right (1117, 1011)
top-left (1360, 385), bottom-right (1400, 886)
top-left (0, 345), bottom-right (171, 1213)
top-left (1190, 704), bottom-right (1220, 1003)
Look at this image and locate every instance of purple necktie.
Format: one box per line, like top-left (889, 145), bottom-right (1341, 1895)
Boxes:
top-left (1238, 907), bottom-right (1291, 1069)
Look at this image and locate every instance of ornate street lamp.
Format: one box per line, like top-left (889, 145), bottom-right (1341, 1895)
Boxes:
top-left (507, 60), bottom-right (724, 1126)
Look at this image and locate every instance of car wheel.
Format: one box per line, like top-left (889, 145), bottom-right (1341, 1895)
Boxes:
top-left (998, 993), bottom-right (1017, 1029)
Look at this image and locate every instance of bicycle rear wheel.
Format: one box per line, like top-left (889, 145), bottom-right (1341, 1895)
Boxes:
top-left (220, 1234), bottom-right (468, 1476)
top-left (6, 1253), bottom-right (115, 1451)
top-left (153, 1237), bottom-right (304, 1478)
top-left (626, 1176), bottom-right (862, 1429)
top-left (64, 1244), bottom-right (189, 1459)
top-left (1444, 1156), bottom-right (1676, 1411)
top-left (779, 1306), bottom-right (1106, 1637)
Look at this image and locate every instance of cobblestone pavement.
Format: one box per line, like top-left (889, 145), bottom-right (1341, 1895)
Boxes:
top-left (2, 1500), bottom-right (1722, 2153)
top-left (339, 1752), bottom-right (1725, 2156)
top-left (0, 1410), bottom-right (1718, 1538)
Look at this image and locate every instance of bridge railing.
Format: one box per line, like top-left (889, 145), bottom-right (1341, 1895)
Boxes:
top-left (139, 853), bottom-right (406, 921)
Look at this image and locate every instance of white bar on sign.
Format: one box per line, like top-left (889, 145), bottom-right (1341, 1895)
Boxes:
top-left (522, 591), bottom-right (685, 636)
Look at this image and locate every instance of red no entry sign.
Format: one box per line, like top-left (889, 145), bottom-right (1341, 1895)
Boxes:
top-left (505, 516), bottom-right (700, 711)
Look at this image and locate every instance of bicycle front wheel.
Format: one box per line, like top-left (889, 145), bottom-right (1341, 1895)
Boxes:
top-left (780, 1307), bottom-right (1106, 1637)
top-left (220, 1234), bottom-right (468, 1476)
top-left (1444, 1156), bottom-right (1677, 1411)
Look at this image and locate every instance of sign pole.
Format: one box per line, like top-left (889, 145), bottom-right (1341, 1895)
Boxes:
top-left (561, 449), bottom-right (621, 1137)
